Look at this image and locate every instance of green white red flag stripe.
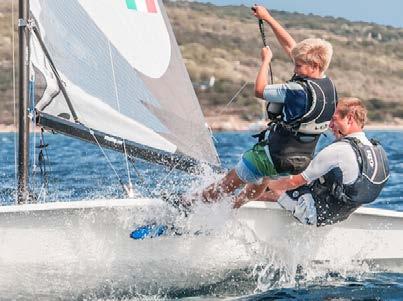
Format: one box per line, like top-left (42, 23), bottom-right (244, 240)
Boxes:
top-left (126, 0), bottom-right (157, 13)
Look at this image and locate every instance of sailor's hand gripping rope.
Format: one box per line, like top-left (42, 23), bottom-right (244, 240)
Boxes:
top-left (252, 5), bottom-right (274, 85)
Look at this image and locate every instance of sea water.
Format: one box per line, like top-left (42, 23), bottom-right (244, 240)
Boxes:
top-left (0, 130), bottom-right (402, 300)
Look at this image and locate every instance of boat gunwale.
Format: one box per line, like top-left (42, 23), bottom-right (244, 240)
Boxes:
top-left (242, 201), bottom-right (403, 218)
top-left (0, 198), bottom-right (402, 219)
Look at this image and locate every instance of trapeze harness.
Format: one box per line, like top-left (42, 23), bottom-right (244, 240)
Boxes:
top-left (255, 75), bottom-right (337, 174)
top-left (290, 137), bottom-right (390, 226)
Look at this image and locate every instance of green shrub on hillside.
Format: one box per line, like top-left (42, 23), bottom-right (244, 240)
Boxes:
top-left (0, 1), bottom-right (401, 124)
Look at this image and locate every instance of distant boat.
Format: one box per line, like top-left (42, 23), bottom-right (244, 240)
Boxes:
top-left (2, 0), bottom-right (402, 279)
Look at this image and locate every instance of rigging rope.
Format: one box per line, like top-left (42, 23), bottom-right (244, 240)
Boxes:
top-left (151, 80), bottom-right (250, 193)
top-left (30, 31), bottom-right (136, 196)
top-left (37, 130), bottom-right (50, 180)
top-left (34, 129), bottom-right (50, 201)
top-left (107, 41), bottom-right (133, 190)
top-left (151, 20), bottom-right (278, 194)
top-left (258, 19), bottom-right (274, 85)
top-left (24, 9), bottom-right (254, 199)
top-left (30, 25), bottom-right (79, 123)
top-left (27, 37), bottom-right (49, 202)
top-left (129, 159), bottom-right (154, 196)
top-left (212, 81), bottom-right (249, 123)
top-left (150, 163), bottom-right (178, 196)
top-left (28, 70), bottom-right (49, 202)
top-left (89, 130), bottom-right (127, 188)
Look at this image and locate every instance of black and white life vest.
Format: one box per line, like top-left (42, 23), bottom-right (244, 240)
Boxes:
top-left (309, 137), bottom-right (390, 226)
top-left (266, 75), bottom-right (337, 133)
top-left (290, 75), bottom-right (337, 134)
top-left (261, 75), bottom-right (337, 174)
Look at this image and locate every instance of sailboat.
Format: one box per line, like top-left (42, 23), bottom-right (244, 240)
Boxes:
top-left (13, 0), bottom-right (221, 199)
top-left (2, 0), bottom-right (403, 287)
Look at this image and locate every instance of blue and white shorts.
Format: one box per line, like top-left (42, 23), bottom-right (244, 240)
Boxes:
top-left (235, 159), bottom-right (263, 184)
top-left (234, 143), bottom-right (278, 184)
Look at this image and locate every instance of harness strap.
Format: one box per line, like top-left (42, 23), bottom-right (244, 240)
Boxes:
top-left (285, 77), bottom-right (315, 128)
top-left (251, 119), bottom-right (278, 142)
top-left (252, 118), bottom-right (320, 144)
top-left (262, 75), bottom-right (316, 132)
top-left (251, 129), bottom-right (267, 142)
top-left (339, 137), bottom-right (365, 172)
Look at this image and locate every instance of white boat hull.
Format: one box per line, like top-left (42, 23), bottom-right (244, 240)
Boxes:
top-left (1, 199), bottom-right (402, 261)
top-left (238, 201), bottom-right (403, 270)
top-left (0, 199), bottom-right (254, 296)
top-left (0, 198), bottom-right (402, 295)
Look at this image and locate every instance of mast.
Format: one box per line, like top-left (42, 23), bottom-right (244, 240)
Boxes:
top-left (17, 0), bottom-right (30, 204)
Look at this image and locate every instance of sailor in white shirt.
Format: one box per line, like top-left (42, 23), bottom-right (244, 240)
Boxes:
top-left (234, 97), bottom-right (390, 226)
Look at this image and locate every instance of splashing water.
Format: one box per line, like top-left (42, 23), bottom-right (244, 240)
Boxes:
top-left (1, 132), bottom-right (402, 299)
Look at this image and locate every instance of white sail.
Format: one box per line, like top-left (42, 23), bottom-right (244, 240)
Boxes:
top-left (30, 0), bottom-right (220, 168)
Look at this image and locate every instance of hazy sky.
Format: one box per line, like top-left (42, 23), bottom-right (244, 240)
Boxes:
top-left (196, 0), bottom-right (403, 28)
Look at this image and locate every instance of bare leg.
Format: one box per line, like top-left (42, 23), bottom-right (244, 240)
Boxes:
top-left (201, 169), bottom-right (245, 203)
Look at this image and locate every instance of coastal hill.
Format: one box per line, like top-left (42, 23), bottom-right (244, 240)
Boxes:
top-left (0, 1), bottom-right (402, 129)
top-left (164, 1), bottom-right (403, 128)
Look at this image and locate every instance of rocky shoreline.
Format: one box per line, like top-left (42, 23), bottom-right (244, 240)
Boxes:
top-left (1, 115), bottom-right (403, 133)
top-left (204, 115), bottom-right (403, 132)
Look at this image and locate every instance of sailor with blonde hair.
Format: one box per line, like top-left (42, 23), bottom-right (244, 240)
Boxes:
top-left (186, 5), bottom-right (338, 205)
top-left (290, 38), bottom-right (333, 73)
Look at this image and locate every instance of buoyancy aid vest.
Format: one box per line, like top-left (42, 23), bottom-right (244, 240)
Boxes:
top-left (262, 75), bottom-right (337, 174)
top-left (309, 137), bottom-right (390, 226)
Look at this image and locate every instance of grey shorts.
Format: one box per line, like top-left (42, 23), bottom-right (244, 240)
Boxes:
top-left (278, 192), bottom-right (317, 226)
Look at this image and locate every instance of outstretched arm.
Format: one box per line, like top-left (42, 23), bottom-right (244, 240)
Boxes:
top-left (253, 5), bottom-right (296, 59)
top-left (232, 180), bottom-right (282, 208)
top-left (266, 174), bottom-right (307, 192)
top-left (254, 189), bottom-right (282, 202)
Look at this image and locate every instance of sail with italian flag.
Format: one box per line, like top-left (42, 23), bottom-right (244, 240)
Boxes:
top-left (30, 0), bottom-right (220, 171)
top-left (126, 0), bottom-right (157, 13)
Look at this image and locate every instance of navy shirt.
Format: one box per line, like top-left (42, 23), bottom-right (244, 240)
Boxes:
top-left (263, 81), bottom-right (309, 122)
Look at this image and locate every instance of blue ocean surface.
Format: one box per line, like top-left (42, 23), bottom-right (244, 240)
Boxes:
top-left (0, 130), bottom-right (402, 300)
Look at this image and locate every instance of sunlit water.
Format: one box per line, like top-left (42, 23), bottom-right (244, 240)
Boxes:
top-left (0, 130), bottom-right (402, 300)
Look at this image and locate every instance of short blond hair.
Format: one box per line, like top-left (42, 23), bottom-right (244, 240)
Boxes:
top-left (337, 97), bottom-right (368, 128)
top-left (291, 38), bottom-right (333, 73)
